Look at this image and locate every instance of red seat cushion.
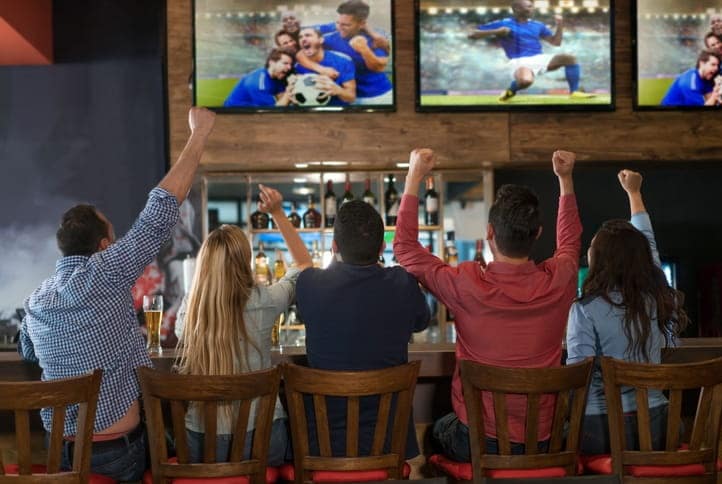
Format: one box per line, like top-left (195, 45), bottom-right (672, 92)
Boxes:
top-left (3, 464), bottom-right (116, 484)
top-left (429, 454), bottom-right (569, 480)
top-left (278, 462), bottom-right (411, 483)
top-left (141, 458), bottom-right (280, 484)
top-left (581, 454), bottom-right (712, 477)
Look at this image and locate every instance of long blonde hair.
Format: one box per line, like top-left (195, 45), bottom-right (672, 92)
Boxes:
top-left (177, 224), bottom-right (259, 377)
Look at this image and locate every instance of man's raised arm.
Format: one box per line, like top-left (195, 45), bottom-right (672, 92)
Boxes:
top-left (551, 150), bottom-right (582, 261)
top-left (158, 107), bottom-right (216, 204)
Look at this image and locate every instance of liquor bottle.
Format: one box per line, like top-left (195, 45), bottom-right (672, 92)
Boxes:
top-left (250, 195), bottom-right (270, 229)
top-left (444, 231), bottom-right (459, 267)
top-left (324, 180), bottom-right (337, 228)
top-left (254, 242), bottom-right (272, 286)
top-left (273, 249), bottom-right (287, 280)
top-left (424, 176), bottom-right (439, 226)
top-left (444, 232), bottom-right (458, 323)
top-left (384, 174), bottom-right (399, 226)
top-left (362, 177), bottom-right (377, 206)
top-left (303, 195), bottom-right (321, 228)
top-left (341, 174), bottom-right (354, 205)
top-left (311, 241), bottom-right (322, 268)
top-left (288, 201), bottom-right (302, 228)
top-left (474, 239), bottom-right (486, 267)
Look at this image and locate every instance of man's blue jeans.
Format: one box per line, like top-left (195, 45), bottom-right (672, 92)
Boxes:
top-left (56, 424), bottom-right (147, 481)
top-left (432, 412), bottom-right (549, 462)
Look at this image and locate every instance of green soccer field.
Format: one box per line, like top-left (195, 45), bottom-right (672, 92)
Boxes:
top-left (421, 93), bottom-right (612, 106)
top-left (637, 78), bottom-right (674, 106)
top-left (196, 78), bottom-right (241, 107)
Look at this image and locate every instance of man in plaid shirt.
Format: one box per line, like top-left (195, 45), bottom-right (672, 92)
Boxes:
top-left (19, 107), bottom-right (216, 481)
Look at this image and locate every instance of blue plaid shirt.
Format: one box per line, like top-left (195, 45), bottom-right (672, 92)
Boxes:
top-left (19, 187), bottom-right (180, 435)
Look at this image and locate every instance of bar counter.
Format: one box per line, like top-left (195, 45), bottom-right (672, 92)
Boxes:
top-left (1, 338), bottom-right (721, 381)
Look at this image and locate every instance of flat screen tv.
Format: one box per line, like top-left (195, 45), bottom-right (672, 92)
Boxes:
top-left (634, 0), bottom-right (722, 109)
top-left (416, 0), bottom-right (615, 111)
top-left (577, 260), bottom-right (677, 296)
top-left (192, 0), bottom-right (395, 112)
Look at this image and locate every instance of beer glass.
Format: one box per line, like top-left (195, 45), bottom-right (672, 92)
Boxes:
top-left (143, 294), bottom-right (163, 355)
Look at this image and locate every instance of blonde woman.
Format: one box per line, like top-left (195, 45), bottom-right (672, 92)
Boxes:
top-left (175, 184), bottom-right (312, 464)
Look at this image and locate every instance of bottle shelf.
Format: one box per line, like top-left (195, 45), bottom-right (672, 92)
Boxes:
top-left (250, 228), bottom-right (332, 234)
top-left (279, 324), bottom-right (306, 330)
top-left (383, 225), bottom-right (442, 232)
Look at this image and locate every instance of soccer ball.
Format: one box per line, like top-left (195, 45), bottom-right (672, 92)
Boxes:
top-left (291, 74), bottom-right (330, 107)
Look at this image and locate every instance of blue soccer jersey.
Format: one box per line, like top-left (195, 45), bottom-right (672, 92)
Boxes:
top-left (661, 68), bottom-right (714, 106)
top-left (223, 68), bottom-right (286, 107)
top-left (295, 50), bottom-right (356, 105)
top-left (322, 31), bottom-right (391, 98)
top-left (478, 17), bottom-right (553, 59)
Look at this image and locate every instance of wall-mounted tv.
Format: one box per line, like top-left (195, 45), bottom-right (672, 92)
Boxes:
top-left (193, 0), bottom-right (395, 112)
top-left (634, 0), bottom-right (722, 109)
top-left (416, 0), bottom-right (614, 111)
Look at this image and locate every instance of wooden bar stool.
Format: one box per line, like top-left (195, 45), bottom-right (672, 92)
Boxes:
top-left (0, 369), bottom-right (105, 484)
top-left (138, 366), bottom-right (282, 484)
top-left (585, 356), bottom-right (722, 483)
top-left (430, 358), bottom-right (594, 483)
top-left (280, 361), bottom-right (421, 484)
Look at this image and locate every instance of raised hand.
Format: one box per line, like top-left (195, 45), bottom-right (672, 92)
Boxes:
top-left (552, 150), bottom-right (575, 178)
top-left (554, 14), bottom-right (564, 26)
top-left (617, 169), bottom-right (642, 194)
top-left (408, 148), bottom-right (435, 183)
top-left (258, 184), bottom-right (283, 214)
top-left (189, 106), bottom-right (216, 137)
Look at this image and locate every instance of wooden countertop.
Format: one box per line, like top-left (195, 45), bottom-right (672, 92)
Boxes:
top-left (2, 339), bottom-right (721, 381)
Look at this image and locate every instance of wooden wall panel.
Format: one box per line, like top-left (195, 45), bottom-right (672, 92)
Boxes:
top-left (167, 0), bottom-right (722, 170)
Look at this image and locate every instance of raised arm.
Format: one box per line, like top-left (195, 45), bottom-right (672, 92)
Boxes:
top-left (618, 169), bottom-right (661, 267)
top-left (551, 150), bottom-right (582, 261)
top-left (158, 107), bottom-right (216, 204)
top-left (258, 184), bottom-right (312, 270)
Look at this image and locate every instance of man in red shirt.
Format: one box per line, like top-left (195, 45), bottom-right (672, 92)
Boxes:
top-left (393, 148), bottom-right (581, 461)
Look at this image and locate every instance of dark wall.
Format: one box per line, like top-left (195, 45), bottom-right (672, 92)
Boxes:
top-left (0, 0), bottom-right (166, 315)
top-left (495, 163), bottom-right (722, 336)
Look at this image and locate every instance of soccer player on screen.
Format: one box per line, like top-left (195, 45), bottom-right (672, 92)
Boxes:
top-left (294, 27), bottom-right (357, 105)
top-left (321, 0), bottom-right (393, 105)
top-left (661, 50), bottom-right (721, 107)
top-left (223, 49), bottom-right (296, 108)
top-left (469, 0), bottom-right (593, 102)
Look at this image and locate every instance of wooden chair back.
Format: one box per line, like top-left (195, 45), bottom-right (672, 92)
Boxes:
top-left (600, 356), bottom-right (722, 483)
top-left (281, 361), bottom-right (421, 484)
top-left (459, 358), bottom-right (594, 484)
top-left (138, 366), bottom-right (281, 484)
top-left (0, 369), bottom-right (102, 484)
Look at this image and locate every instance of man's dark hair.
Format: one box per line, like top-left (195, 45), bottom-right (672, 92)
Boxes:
top-left (704, 31), bottom-right (720, 47)
top-left (56, 204), bottom-right (108, 257)
top-left (333, 200), bottom-right (383, 265)
top-left (274, 29), bottom-right (298, 46)
top-left (488, 184), bottom-right (541, 258)
top-left (265, 48), bottom-right (294, 68)
top-left (698, 49), bottom-right (721, 66)
top-left (337, 0), bottom-right (370, 21)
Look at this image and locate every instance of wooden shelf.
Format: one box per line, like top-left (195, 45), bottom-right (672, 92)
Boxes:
top-left (250, 228), bottom-right (331, 234)
top-left (383, 225), bottom-right (441, 232)
top-left (280, 324), bottom-right (305, 330)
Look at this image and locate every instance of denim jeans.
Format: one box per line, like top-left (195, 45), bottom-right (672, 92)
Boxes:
top-left (580, 404), bottom-right (668, 455)
top-left (432, 412), bottom-right (549, 462)
top-left (186, 418), bottom-right (291, 466)
top-left (55, 425), bottom-right (147, 482)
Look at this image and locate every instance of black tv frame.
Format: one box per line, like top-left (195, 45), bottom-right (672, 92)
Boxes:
top-left (191, 0), bottom-right (397, 114)
top-left (632, 0), bottom-right (722, 110)
top-left (414, 0), bottom-right (616, 112)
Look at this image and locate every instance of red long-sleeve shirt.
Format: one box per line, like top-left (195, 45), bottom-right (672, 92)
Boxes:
top-left (393, 193), bottom-right (582, 442)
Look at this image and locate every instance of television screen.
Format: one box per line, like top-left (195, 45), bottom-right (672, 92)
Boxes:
top-left (416, 0), bottom-right (614, 111)
top-left (577, 261), bottom-right (677, 296)
top-left (193, 0), bottom-right (395, 112)
top-left (634, 0), bottom-right (722, 109)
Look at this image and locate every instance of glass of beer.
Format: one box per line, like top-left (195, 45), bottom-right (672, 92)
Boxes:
top-left (143, 294), bottom-right (163, 355)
